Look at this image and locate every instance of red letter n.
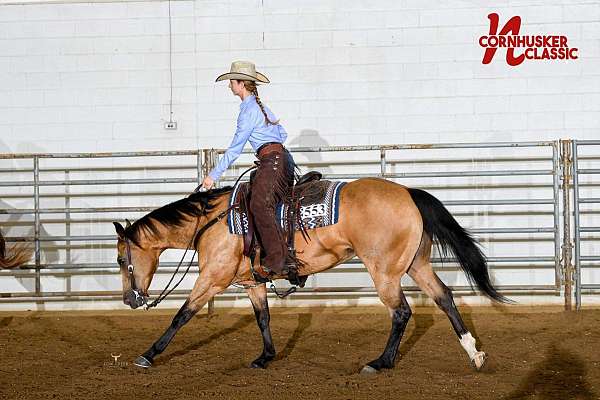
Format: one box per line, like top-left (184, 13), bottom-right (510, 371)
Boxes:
top-left (482, 13), bottom-right (526, 66)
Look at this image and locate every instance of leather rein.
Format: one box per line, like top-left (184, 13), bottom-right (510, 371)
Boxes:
top-left (124, 167), bottom-right (257, 310)
top-left (124, 203), bottom-right (238, 310)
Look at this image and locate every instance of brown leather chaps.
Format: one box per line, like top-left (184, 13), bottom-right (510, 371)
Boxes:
top-left (249, 143), bottom-right (296, 274)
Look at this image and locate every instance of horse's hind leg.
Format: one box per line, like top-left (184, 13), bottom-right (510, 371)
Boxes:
top-left (246, 284), bottom-right (275, 369)
top-left (361, 272), bottom-right (412, 374)
top-left (408, 237), bottom-right (486, 370)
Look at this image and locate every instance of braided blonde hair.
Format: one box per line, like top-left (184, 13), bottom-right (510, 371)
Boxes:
top-left (241, 80), bottom-right (279, 126)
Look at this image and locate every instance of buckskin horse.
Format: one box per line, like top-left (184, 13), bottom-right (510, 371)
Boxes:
top-left (0, 229), bottom-right (31, 269)
top-left (113, 177), bottom-right (508, 373)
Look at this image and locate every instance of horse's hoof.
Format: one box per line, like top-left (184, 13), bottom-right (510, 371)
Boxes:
top-left (133, 355), bottom-right (152, 369)
top-left (360, 365), bottom-right (378, 375)
top-left (250, 354), bottom-right (274, 369)
top-left (471, 351), bottom-right (486, 371)
top-left (250, 360), bottom-right (267, 369)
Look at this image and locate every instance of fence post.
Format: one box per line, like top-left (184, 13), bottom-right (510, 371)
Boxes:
top-left (552, 141), bottom-right (561, 293)
top-left (196, 150), bottom-right (202, 191)
top-left (33, 156), bottom-right (41, 296)
top-left (65, 169), bottom-right (72, 294)
top-left (65, 170), bottom-right (71, 266)
top-left (560, 140), bottom-right (574, 311)
top-left (201, 149), bottom-right (216, 316)
top-left (571, 140), bottom-right (581, 310)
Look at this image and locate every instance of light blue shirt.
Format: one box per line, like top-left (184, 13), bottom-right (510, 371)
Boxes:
top-left (208, 95), bottom-right (288, 181)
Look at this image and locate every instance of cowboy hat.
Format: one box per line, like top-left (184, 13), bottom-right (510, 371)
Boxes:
top-left (215, 61), bottom-right (270, 84)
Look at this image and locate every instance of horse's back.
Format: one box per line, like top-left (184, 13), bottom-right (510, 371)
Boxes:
top-left (339, 178), bottom-right (419, 222)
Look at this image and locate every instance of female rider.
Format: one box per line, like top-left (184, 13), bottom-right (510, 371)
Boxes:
top-left (199, 61), bottom-right (296, 279)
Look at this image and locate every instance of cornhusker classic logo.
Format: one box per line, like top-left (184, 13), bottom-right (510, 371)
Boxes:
top-left (479, 13), bottom-right (578, 66)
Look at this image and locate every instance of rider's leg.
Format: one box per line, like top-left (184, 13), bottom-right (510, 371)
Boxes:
top-left (250, 150), bottom-right (289, 275)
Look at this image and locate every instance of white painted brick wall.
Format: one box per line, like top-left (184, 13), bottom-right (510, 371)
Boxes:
top-left (0, 0), bottom-right (599, 309)
top-left (0, 0), bottom-right (594, 153)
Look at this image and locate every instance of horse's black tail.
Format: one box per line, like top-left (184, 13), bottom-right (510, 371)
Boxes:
top-left (407, 188), bottom-right (511, 304)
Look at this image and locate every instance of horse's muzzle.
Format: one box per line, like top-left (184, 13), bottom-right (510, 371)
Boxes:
top-left (124, 289), bottom-right (148, 309)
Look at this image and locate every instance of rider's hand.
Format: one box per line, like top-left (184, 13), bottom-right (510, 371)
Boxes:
top-left (201, 175), bottom-right (214, 190)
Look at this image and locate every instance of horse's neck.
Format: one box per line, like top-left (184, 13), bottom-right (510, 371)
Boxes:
top-left (157, 219), bottom-right (201, 250)
top-left (156, 196), bottom-right (229, 249)
top-left (158, 195), bottom-right (228, 250)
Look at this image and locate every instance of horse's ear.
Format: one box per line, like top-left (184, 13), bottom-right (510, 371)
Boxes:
top-left (125, 219), bottom-right (132, 228)
top-left (113, 222), bottom-right (125, 239)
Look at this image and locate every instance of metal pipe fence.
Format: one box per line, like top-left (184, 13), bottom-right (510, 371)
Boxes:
top-left (0, 150), bottom-right (205, 304)
top-left (215, 140), bottom-right (563, 298)
top-left (572, 140), bottom-right (600, 310)
top-left (0, 140), bottom-right (576, 308)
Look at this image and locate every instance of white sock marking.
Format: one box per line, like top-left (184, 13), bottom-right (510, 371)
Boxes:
top-left (459, 332), bottom-right (478, 360)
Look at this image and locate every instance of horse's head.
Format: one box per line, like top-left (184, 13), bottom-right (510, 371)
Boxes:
top-left (113, 220), bottom-right (160, 309)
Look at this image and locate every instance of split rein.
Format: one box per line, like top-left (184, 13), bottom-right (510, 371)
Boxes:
top-left (125, 166), bottom-right (258, 310)
top-left (125, 203), bottom-right (237, 310)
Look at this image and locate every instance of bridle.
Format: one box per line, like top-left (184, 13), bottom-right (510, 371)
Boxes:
top-left (124, 238), bottom-right (148, 307)
top-left (123, 168), bottom-right (257, 309)
top-left (122, 202), bottom-right (238, 309)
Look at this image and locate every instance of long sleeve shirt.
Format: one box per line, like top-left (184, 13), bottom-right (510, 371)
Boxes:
top-left (208, 95), bottom-right (288, 181)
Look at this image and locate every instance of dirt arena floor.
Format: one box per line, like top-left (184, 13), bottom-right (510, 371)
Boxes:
top-left (1, 305), bottom-right (599, 400)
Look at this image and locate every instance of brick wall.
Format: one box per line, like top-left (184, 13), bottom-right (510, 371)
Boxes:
top-left (0, 0), bottom-right (597, 155)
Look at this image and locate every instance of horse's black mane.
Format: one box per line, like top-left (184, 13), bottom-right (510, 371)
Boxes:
top-left (125, 186), bottom-right (233, 246)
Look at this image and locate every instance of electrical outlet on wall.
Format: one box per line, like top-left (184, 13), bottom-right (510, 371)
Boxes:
top-left (164, 121), bottom-right (177, 130)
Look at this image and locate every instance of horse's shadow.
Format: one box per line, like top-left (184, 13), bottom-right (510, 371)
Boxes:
top-left (503, 343), bottom-right (596, 400)
top-left (157, 308), bottom-right (480, 367)
top-left (0, 316), bottom-right (13, 328)
top-left (277, 313), bottom-right (313, 360)
top-left (159, 314), bottom-right (255, 364)
top-left (400, 312), bottom-right (436, 355)
top-left (159, 310), bottom-right (315, 366)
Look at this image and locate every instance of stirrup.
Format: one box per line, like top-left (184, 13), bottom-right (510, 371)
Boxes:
top-left (270, 283), bottom-right (297, 299)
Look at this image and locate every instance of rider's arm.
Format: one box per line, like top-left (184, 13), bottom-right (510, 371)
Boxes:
top-left (208, 107), bottom-right (257, 181)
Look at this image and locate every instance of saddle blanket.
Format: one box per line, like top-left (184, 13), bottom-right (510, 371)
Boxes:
top-left (227, 180), bottom-right (346, 235)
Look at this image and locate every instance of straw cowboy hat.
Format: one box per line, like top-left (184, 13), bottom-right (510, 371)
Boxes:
top-left (215, 61), bottom-right (270, 84)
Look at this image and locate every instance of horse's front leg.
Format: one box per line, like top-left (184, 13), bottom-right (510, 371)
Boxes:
top-left (246, 283), bottom-right (275, 368)
top-left (133, 279), bottom-right (226, 368)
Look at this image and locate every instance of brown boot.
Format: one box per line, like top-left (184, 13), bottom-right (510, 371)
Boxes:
top-left (251, 255), bottom-right (273, 283)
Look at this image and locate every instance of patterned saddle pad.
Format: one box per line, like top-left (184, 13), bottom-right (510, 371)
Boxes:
top-left (227, 180), bottom-right (346, 235)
